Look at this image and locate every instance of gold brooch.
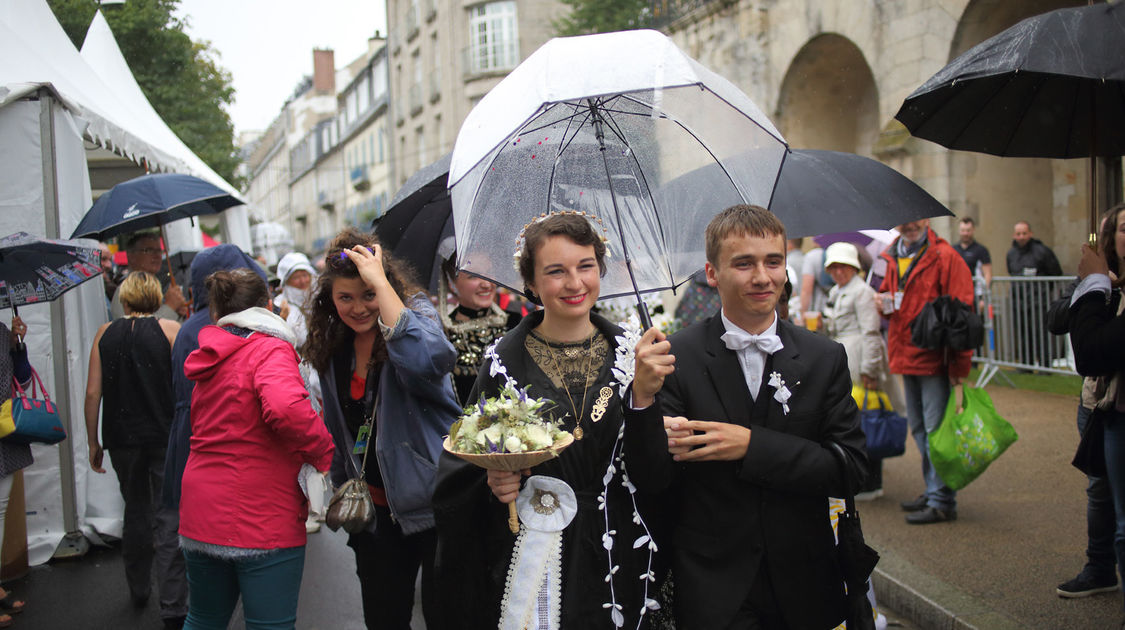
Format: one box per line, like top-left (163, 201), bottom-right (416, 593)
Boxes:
top-left (590, 386), bottom-right (613, 423)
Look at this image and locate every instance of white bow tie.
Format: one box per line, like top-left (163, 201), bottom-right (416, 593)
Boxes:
top-left (721, 329), bottom-right (783, 355)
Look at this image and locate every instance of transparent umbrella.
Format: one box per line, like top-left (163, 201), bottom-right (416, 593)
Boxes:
top-left (449, 30), bottom-right (787, 324)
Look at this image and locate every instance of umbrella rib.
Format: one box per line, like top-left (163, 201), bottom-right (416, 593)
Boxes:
top-left (595, 108), bottom-right (676, 287)
top-left (546, 105), bottom-right (594, 214)
top-left (516, 103), bottom-right (590, 137)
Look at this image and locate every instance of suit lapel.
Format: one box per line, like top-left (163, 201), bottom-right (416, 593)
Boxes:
top-left (703, 316), bottom-right (754, 427)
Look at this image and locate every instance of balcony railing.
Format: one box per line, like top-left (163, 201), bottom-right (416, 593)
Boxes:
top-left (350, 166), bottom-right (371, 192)
top-left (463, 40), bottom-right (519, 78)
top-left (648, 0), bottom-right (725, 30)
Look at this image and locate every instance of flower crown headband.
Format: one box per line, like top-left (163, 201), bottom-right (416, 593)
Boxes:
top-left (512, 210), bottom-right (612, 271)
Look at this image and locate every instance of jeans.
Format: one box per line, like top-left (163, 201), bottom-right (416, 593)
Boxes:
top-left (183, 546), bottom-right (305, 630)
top-left (1100, 411), bottom-right (1125, 607)
top-left (109, 446), bottom-right (189, 619)
top-left (902, 374), bottom-right (956, 511)
top-left (1077, 405), bottom-right (1117, 579)
top-left (348, 505), bottom-right (437, 630)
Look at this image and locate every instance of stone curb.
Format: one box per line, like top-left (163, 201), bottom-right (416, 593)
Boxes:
top-left (872, 547), bottom-right (1024, 630)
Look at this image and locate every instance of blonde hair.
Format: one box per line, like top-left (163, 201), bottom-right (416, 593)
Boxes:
top-left (118, 271), bottom-right (163, 314)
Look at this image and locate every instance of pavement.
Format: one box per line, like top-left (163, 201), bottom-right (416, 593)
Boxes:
top-left (863, 383), bottom-right (1123, 630)
top-left (4, 383), bottom-right (1118, 629)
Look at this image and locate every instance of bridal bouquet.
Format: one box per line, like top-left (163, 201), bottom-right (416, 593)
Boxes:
top-left (446, 384), bottom-right (573, 469)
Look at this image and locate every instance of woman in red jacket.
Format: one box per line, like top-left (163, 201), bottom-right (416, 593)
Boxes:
top-left (180, 269), bottom-right (334, 630)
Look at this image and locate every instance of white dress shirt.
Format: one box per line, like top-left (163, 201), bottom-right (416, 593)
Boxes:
top-left (720, 310), bottom-right (782, 401)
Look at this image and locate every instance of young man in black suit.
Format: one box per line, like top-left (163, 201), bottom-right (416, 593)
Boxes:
top-left (625, 204), bottom-right (868, 629)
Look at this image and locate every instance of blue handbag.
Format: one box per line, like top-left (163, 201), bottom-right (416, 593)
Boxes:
top-left (9, 369), bottom-right (67, 445)
top-left (859, 389), bottom-right (907, 460)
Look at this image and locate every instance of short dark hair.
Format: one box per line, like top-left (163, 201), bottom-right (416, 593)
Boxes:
top-left (959, 216), bottom-right (975, 227)
top-left (517, 213), bottom-right (607, 297)
top-left (126, 232), bottom-right (160, 251)
top-left (1015, 220), bottom-right (1032, 231)
top-left (705, 204), bottom-right (786, 266)
top-left (206, 268), bottom-right (269, 320)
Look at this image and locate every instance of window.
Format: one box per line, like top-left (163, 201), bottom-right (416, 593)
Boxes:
top-left (468, 1), bottom-right (518, 74)
top-left (378, 129), bottom-right (385, 163)
top-left (357, 73), bottom-right (370, 113)
top-left (373, 58), bottom-right (387, 101)
top-left (416, 126), bottom-right (427, 170)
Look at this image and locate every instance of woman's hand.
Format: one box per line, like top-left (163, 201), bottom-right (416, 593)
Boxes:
top-left (633, 327), bottom-right (675, 408)
top-left (861, 375), bottom-right (879, 390)
top-left (88, 442), bottom-right (105, 474)
top-left (487, 468), bottom-right (527, 504)
top-left (1077, 243), bottom-right (1109, 280)
top-left (9, 316), bottom-right (26, 346)
top-left (343, 244), bottom-right (389, 291)
top-left (664, 416), bottom-right (692, 456)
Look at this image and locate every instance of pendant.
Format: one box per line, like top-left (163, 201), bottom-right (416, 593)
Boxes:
top-left (590, 387), bottom-right (613, 423)
top-left (573, 426), bottom-right (584, 440)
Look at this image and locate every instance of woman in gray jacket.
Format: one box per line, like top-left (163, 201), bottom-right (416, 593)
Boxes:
top-left (303, 228), bottom-right (461, 630)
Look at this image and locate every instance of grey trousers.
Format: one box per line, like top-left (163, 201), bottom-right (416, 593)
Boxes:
top-left (109, 446), bottom-right (189, 620)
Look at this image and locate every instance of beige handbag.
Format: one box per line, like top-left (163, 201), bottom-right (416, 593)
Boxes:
top-left (326, 392), bottom-right (377, 534)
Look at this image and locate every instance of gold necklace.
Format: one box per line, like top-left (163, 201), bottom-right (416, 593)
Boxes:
top-left (537, 331), bottom-right (596, 440)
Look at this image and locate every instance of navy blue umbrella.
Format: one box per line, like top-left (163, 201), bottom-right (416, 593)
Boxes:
top-left (0, 232), bottom-right (102, 314)
top-left (71, 173), bottom-right (243, 241)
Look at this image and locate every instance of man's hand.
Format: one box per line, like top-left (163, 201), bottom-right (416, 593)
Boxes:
top-left (486, 468), bottom-right (528, 504)
top-left (633, 327), bottom-right (675, 408)
top-left (1078, 243), bottom-right (1109, 280)
top-left (950, 374), bottom-right (963, 387)
top-left (666, 419), bottom-right (751, 462)
top-left (664, 416), bottom-right (692, 456)
top-left (860, 374), bottom-right (879, 390)
top-left (164, 285), bottom-right (187, 316)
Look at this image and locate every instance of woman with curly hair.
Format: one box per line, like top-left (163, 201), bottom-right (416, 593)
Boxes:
top-left (304, 227), bottom-right (460, 629)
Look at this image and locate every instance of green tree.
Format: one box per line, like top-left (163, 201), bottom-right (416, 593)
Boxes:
top-left (553, 0), bottom-right (651, 36)
top-left (48, 0), bottom-right (241, 187)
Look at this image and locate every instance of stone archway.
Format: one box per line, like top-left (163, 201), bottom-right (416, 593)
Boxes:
top-left (775, 33), bottom-right (879, 156)
top-left (947, 0), bottom-right (1087, 273)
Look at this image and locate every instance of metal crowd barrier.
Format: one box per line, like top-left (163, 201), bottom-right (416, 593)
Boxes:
top-left (974, 275), bottom-right (1076, 388)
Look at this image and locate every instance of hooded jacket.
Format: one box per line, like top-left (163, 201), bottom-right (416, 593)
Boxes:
top-left (879, 227), bottom-right (974, 377)
top-left (180, 307), bottom-right (334, 550)
top-left (162, 244), bottom-right (268, 508)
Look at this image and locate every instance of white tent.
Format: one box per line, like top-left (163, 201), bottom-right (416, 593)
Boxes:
top-left (0, 0), bottom-right (249, 564)
top-left (80, 11), bottom-right (251, 251)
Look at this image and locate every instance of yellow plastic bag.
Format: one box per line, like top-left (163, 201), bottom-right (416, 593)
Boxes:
top-left (851, 385), bottom-right (892, 411)
top-left (0, 398), bottom-right (15, 439)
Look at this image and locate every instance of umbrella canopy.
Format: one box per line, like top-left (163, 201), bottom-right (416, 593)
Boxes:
top-left (813, 229), bottom-right (898, 259)
top-left (770, 149), bottom-right (952, 237)
top-left (895, 2), bottom-right (1125, 159)
top-left (71, 173), bottom-right (243, 240)
top-left (449, 29), bottom-right (786, 300)
top-left (0, 232), bottom-right (102, 311)
top-left (375, 153), bottom-right (454, 293)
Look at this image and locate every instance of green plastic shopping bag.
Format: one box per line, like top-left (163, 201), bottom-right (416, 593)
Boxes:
top-left (928, 386), bottom-right (1018, 491)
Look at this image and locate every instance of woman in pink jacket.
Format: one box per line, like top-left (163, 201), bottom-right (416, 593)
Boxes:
top-left (180, 268), bottom-right (334, 630)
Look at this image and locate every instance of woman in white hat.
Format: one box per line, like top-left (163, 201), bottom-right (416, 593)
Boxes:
top-left (822, 241), bottom-right (890, 500)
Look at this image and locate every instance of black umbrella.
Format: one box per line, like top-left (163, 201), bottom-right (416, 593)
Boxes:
top-left (374, 153), bottom-right (454, 293)
top-left (895, 2), bottom-right (1125, 232)
top-left (0, 232), bottom-right (102, 315)
top-left (769, 149), bottom-right (952, 237)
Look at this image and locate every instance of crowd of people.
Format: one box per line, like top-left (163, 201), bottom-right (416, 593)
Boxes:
top-left (1, 201), bottom-right (1098, 630)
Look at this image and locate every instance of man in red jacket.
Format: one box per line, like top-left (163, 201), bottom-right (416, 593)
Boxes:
top-left (877, 219), bottom-right (974, 525)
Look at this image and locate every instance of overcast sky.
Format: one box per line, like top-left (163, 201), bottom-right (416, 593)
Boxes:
top-left (175, 0), bottom-right (387, 137)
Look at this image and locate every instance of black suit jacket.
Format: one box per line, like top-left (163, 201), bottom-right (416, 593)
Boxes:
top-left (624, 315), bottom-right (867, 629)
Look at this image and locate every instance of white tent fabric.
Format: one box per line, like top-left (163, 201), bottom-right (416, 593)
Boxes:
top-left (80, 9), bottom-right (253, 251)
top-left (0, 0), bottom-right (185, 174)
top-left (0, 97), bottom-right (123, 566)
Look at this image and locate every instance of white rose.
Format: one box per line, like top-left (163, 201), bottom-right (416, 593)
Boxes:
top-left (525, 424), bottom-right (553, 450)
top-left (478, 424), bottom-right (503, 448)
top-left (504, 435), bottom-right (525, 453)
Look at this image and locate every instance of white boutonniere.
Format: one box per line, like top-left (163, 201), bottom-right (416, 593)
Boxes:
top-left (768, 371), bottom-right (792, 415)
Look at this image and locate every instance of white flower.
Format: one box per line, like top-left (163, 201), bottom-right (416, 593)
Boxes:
top-left (768, 371), bottom-right (792, 415)
top-left (524, 424), bottom-right (553, 450)
top-left (477, 424), bottom-right (503, 448)
top-left (503, 434), bottom-right (525, 453)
